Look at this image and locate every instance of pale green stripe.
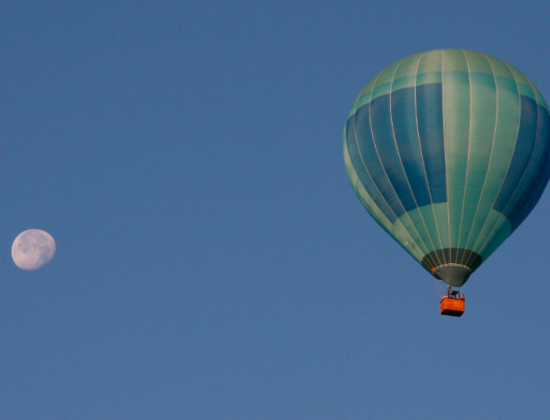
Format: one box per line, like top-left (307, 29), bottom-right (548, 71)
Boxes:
top-left (442, 49), bottom-right (469, 72)
top-left (394, 53), bottom-right (423, 79)
top-left (401, 199), bottom-right (446, 256)
top-left (478, 210), bottom-right (512, 260)
top-left (418, 50), bottom-right (443, 74)
top-left (349, 71), bottom-right (382, 114)
top-left (465, 50), bottom-right (492, 70)
top-left (443, 50), bottom-right (470, 249)
top-left (486, 55), bottom-right (516, 78)
top-left (396, 215), bottom-right (432, 261)
top-left (417, 52), bottom-right (449, 258)
top-left (457, 51), bottom-right (497, 252)
top-left (400, 204), bottom-right (450, 257)
top-left (403, 208), bottom-right (437, 255)
top-left (473, 63), bottom-right (526, 256)
top-left (393, 220), bottom-right (425, 262)
top-left (417, 205), bottom-right (444, 252)
top-left (391, 53), bottom-right (422, 91)
top-left (370, 59), bottom-right (404, 101)
top-left (507, 63), bottom-right (536, 101)
top-left (432, 203), bottom-right (450, 257)
top-left (466, 57), bottom-right (520, 254)
top-left (351, 73), bottom-right (380, 107)
top-left (495, 74), bottom-right (539, 226)
top-left (347, 96), bottom-right (360, 119)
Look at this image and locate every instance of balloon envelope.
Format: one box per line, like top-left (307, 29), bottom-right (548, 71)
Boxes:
top-left (344, 49), bottom-right (550, 286)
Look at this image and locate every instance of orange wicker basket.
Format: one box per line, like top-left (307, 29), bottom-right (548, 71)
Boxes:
top-left (440, 296), bottom-right (465, 317)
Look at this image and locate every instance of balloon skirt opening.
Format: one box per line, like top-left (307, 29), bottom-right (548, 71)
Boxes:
top-left (434, 264), bottom-right (472, 287)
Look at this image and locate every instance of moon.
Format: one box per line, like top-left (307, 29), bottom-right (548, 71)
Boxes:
top-left (12, 229), bottom-right (56, 270)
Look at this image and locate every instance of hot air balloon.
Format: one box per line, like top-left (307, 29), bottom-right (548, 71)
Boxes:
top-left (344, 49), bottom-right (550, 316)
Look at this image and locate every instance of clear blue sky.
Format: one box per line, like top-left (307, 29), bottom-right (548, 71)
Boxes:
top-left (1, 1), bottom-right (549, 419)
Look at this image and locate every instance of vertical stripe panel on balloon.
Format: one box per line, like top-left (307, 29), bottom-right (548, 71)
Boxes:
top-left (353, 105), bottom-right (406, 220)
top-left (369, 94), bottom-right (434, 255)
top-left (415, 83), bottom-right (448, 254)
top-left (359, 62), bottom-right (415, 221)
top-left (416, 51), bottom-right (446, 205)
top-left (457, 52), bottom-right (497, 263)
top-left (370, 60), bottom-right (437, 258)
top-left (465, 56), bottom-right (520, 256)
top-left (370, 94), bottom-right (418, 213)
top-left (492, 95), bottom-right (538, 213)
top-left (509, 64), bottom-right (538, 103)
top-left (499, 92), bottom-right (542, 223)
top-left (343, 138), bottom-right (425, 260)
top-left (506, 104), bottom-right (550, 231)
top-left (351, 104), bottom-right (433, 257)
top-left (443, 50), bottom-right (470, 260)
top-left (346, 114), bottom-right (397, 223)
top-left (477, 94), bottom-right (538, 260)
top-left (343, 135), bottom-right (384, 224)
top-left (391, 53), bottom-right (444, 256)
top-left (476, 62), bottom-right (539, 258)
top-left (416, 51), bottom-right (449, 256)
top-left (392, 87), bottom-right (440, 253)
top-left (354, 76), bottom-right (381, 112)
top-left (416, 84), bottom-right (447, 204)
top-left (391, 53), bottom-right (422, 92)
top-left (391, 55), bottom-right (430, 210)
top-left (371, 60), bottom-right (404, 102)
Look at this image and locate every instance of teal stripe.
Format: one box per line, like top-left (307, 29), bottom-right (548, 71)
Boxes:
top-left (417, 51), bottom-right (448, 259)
top-left (443, 51), bottom-right (470, 253)
top-left (466, 56), bottom-right (520, 257)
top-left (457, 52), bottom-right (497, 257)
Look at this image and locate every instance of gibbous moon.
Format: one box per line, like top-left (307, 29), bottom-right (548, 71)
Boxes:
top-left (12, 229), bottom-right (56, 270)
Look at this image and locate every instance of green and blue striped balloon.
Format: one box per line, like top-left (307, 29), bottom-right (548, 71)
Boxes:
top-left (344, 49), bottom-right (550, 287)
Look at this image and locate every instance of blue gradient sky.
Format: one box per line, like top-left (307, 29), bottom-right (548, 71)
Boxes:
top-left (1, 1), bottom-right (549, 419)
